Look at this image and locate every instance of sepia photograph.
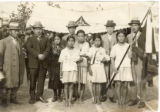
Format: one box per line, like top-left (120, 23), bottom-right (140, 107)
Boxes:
top-left (0, 1), bottom-right (159, 112)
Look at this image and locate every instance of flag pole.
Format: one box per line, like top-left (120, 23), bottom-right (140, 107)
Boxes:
top-left (106, 8), bottom-right (151, 92)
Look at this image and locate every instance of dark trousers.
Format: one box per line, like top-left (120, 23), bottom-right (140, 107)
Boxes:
top-left (29, 67), bottom-right (47, 99)
top-left (0, 80), bottom-right (5, 104)
top-left (25, 58), bottom-right (30, 80)
top-left (2, 87), bottom-right (19, 103)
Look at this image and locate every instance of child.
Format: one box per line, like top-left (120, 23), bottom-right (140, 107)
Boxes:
top-left (59, 35), bottom-right (81, 107)
top-left (88, 34), bottom-right (110, 104)
top-left (48, 34), bottom-right (63, 102)
top-left (110, 30), bottom-right (133, 107)
top-left (75, 30), bottom-right (90, 103)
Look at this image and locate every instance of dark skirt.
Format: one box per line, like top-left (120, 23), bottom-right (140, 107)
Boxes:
top-left (48, 62), bottom-right (63, 89)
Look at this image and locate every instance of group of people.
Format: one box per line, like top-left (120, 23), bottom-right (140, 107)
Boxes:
top-left (0, 18), bottom-right (153, 109)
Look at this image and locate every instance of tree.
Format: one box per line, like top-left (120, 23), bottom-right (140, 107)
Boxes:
top-left (10, 2), bottom-right (34, 32)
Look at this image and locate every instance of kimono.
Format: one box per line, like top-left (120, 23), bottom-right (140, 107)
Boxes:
top-left (48, 43), bottom-right (63, 89)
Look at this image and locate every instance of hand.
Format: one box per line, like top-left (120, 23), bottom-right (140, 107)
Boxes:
top-left (38, 54), bottom-right (45, 60)
top-left (22, 48), bottom-right (27, 56)
top-left (78, 57), bottom-right (83, 62)
top-left (101, 57), bottom-right (107, 63)
top-left (143, 53), bottom-right (147, 58)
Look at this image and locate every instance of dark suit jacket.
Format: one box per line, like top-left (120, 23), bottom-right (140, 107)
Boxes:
top-left (127, 31), bottom-right (146, 61)
top-left (26, 35), bottom-right (51, 69)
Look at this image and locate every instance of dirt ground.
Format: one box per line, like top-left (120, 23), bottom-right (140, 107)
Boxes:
top-left (0, 76), bottom-right (158, 112)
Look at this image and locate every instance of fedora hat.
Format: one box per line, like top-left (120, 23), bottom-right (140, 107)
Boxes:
top-left (105, 20), bottom-right (116, 27)
top-left (32, 21), bottom-right (44, 28)
top-left (8, 21), bottom-right (20, 30)
top-left (128, 19), bottom-right (140, 26)
top-left (26, 25), bottom-right (33, 30)
top-left (66, 21), bottom-right (78, 28)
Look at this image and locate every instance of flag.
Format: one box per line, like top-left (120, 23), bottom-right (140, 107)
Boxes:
top-left (141, 9), bottom-right (158, 76)
top-left (141, 9), bottom-right (156, 54)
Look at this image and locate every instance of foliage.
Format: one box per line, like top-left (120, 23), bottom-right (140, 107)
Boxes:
top-left (10, 2), bottom-right (34, 31)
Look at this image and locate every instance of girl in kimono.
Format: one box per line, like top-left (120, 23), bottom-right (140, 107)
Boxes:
top-left (110, 30), bottom-right (133, 107)
top-left (59, 35), bottom-right (81, 107)
top-left (88, 34), bottom-right (110, 104)
top-left (48, 34), bottom-right (63, 102)
top-left (75, 30), bottom-right (90, 103)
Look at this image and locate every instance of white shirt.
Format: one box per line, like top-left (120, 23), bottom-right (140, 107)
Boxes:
top-left (59, 47), bottom-right (80, 71)
top-left (107, 34), bottom-right (113, 42)
top-left (110, 43), bottom-right (131, 68)
top-left (88, 46), bottom-right (110, 64)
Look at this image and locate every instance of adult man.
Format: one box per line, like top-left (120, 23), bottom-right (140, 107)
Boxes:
top-left (0, 20), bottom-right (9, 105)
top-left (0, 21), bottom-right (9, 40)
top-left (0, 21), bottom-right (25, 106)
top-left (127, 19), bottom-right (147, 108)
top-left (26, 21), bottom-right (50, 104)
top-left (101, 20), bottom-right (117, 102)
top-left (61, 21), bottom-right (78, 48)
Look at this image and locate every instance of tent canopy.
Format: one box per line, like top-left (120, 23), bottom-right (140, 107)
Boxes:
top-left (27, 2), bottom-right (158, 33)
top-left (0, 2), bottom-right (158, 33)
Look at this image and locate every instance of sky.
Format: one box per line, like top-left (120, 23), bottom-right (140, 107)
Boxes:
top-left (0, 1), bottom-right (157, 15)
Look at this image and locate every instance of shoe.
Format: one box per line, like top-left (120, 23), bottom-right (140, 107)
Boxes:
top-left (72, 97), bottom-right (77, 102)
top-left (97, 101), bottom-right (101, 105)
top-left (128, 100), bottom-right (138, 106)
top-left (52, 97), bottom-right (57, 102)
top-left (109, 97), bottom-right (116, 103)
top-left (138, 102), bottom-right (145, 108)
top-left (1, 99), bottom-right (8, 107)
top-left (100, 96), bottom-right (107, 102)
top-left (38, 97), bottom-right (48, 103)
top-left (29, 99), bottom-right (35, 104)
top-left (58, 97), bottom-right (63, 102)
top-left (10, 99), bottom-right (21, 104)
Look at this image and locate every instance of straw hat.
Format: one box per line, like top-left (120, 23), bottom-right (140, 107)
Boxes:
top-left (128, 18), bottom-right (140, 26)
top-left (66, 21), bottom-right (78, 28)
top-left (32, 21), bottom-right (44, 28)
top-left (104, 20), bottom-right (116, 27)
top-left (8, 21), bottom-right (20, 30)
